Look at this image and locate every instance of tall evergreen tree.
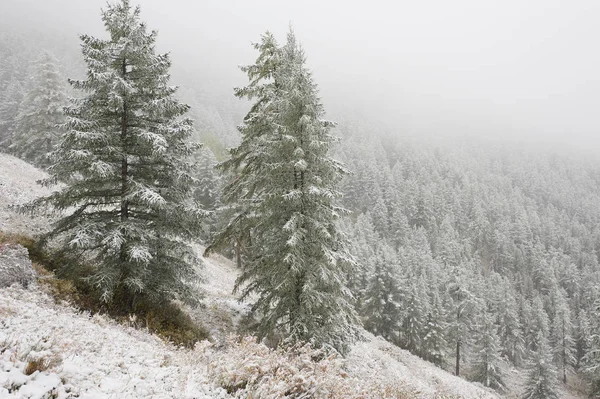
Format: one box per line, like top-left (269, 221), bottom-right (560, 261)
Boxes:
top-left (204, 32), bottom-right (280, 264)
top-left (447, 270), bottom-right (476, 376)
top-left (193, 146), bottom-right (222, 243)
top-left (471, 309), bottom-right (505, 391)
top-left (528, 296), bottom-right (551, 353)
top-left (550, 290), bottom-right (575, 384)
top-left (27, 0), bottom-right (205, 306)
top-left (583, 298), bottom-right (600, 397)
top-left (498, 287), bottom-right (525, 366)
top-left (421, 291), bottom-right (447, 366)
top-left (10, 51), bottom-right (67, 167)
top-left (0, 80), bottom-right (24, 150)
top-left (210, 29), bottom-right (359, 353)
top-left (574, 309), bottom-right (592, 370)
top-left (361, 242), bottom-right (402, 343)
top-left (434, 216), bottom-right (462, 268)
top-left (401, 276), bottom-right (426, 354)
top-left (522, 332), bottom-right (561, 399)
top-left (347, 212), bottom-right (379, 305)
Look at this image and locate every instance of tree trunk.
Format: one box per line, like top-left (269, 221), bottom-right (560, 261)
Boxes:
top-left (562, 319), bottom-right (567, 384)
top-left (455, 339), bottom-right (461, 376)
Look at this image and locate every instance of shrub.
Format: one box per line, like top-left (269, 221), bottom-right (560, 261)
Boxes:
top-left (198, 336), bottom-right (417, 398)
top-left (0, 243), bottom-right (35, 288)
top-left (116, 297), bottom-right (210, 348)
top-left (24, 358), bottom-right (51, 375)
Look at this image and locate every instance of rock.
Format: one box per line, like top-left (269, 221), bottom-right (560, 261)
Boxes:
top-left (0, 244), bottom-right (35, 288)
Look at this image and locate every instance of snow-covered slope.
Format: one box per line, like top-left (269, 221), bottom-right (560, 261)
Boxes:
top-left (0, 285), bottom-right (228, 399)
top-left (0, 153), bottom-right (503, 398)
top-left (0, 154), bottom-right (53, 235)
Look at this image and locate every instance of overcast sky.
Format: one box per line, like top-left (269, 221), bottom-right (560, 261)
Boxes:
top-left (2, 0), bottom-right (600, 150)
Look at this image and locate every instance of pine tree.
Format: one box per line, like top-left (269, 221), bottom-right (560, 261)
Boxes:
top-left (10, 51), bottom-right (67, 167)
top-left (193, 146), bottom-right (222, 243)
top-left (389, 206), bottom-right (410, 249)
top-left (522, 332), bottom-right (561, 399)
top-left (400, 276), bottom-right (426, 354)
top-left (0, 80), bottom-right (24, 150)
top-left (361, 242), bottom-right (402, 343)
top-left (402, 226), bottom-right (436, 278)
top-left (421, 291), bottom-right (447, 366)
top-left (193, 146), bottom-right (220, 211)
top-left (211, 29), bottom-right (359, 353)
top-left (371, 197), bottom-right (389, 237)
top-left (204, 32), bottom-right (280, 263)
top-left (471, 309), bottom-right (505, 391)
top-left (498, 288), bottom-right (525, 366)
top-left (528, 296), bottom-right (550, 353)
top-left (348, 212), bottom-right (379, 307)
top-left (434, 216), bottom-right (462, 268)
top-left (550, 290), bottom-right (575, 384)
top-left (26, 0), bottom-right (205, 306)
top-left (583, 298), bottom-right (600, 397)
top-left (574, 309), bottom-right (591, 370)
top-left (446, 270), bottom-right (476, 376)
top-left (520, 297), bottom-right (535, 353)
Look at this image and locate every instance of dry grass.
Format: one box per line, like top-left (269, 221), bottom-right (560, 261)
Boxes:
top-left (202, 337), bottom-right (420, 399)
top-left (24, 358), bottom-right (51, 375)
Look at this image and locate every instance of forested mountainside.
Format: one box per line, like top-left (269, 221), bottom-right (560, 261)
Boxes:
top-left (1, 18), bottom-right (599, 398)
top-left (337, 132), bottom-right (600, 385)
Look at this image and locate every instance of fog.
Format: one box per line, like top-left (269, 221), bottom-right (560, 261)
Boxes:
top-left (2, 0), bottom-right (600, 150)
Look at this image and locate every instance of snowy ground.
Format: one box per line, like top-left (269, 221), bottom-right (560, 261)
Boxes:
top-left (0, 154), bottom-right (54, 235)
top-left (189, 244), bottom-right (251, 345)
top-left (0, 285), bottom-right (229, 399)
top-left (0, 153), bottom-right (571, 398)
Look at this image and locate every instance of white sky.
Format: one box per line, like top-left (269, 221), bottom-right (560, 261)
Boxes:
top-left (2, 0), bottom-right (600, 149)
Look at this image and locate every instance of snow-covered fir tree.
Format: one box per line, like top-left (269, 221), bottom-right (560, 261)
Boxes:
top-left (193, 146), bottom-right (220, 211)
top-left (421, 291), bottom-right (447, 366)
top-left (0, 80), bottom-right (24, 150)
top-left (10, 51), bottom-right (67, 167)
top-left (583, 298), bottom-right (600, 397)
top-left (361, 242), bottom-right (402, 343)
top-left (550, 289), bottom-right (576, 383)
top-left (27, 0), bottom-right (205, 306)
top-left (528, 296), bottom-right (551, 353)
top-left (497, 288), bottom-right (525, 367)
top-left (471, 309), bottom-right (505, 391)
top-left (434, 215), bottom-right (462, 268)
top-left (193, 146), bottom-right (222, 243)
top-left (371, 197), bottom-right (390, 237)
top-left (400, 276), bottom-right (426, 354)
top-left (447, 270), bottom-right (476, 376)
top-left (204, 31), bottom-right (280, 267)
top-left (347, 212), bottom-right (379, 306)
top-left (210, 29), bottom-right (359, 354)
top-left (522, 332), bottom-right (561, 399)
top-left (574, 309), bottom-right (592, 370)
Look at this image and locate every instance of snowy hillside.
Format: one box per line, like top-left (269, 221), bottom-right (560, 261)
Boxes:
top-left (0, 285), bottom-right (228, 398)
top-left (0, 153), bottom-right (503, 398)
top-left (0, 154), bottom-right (53, 235)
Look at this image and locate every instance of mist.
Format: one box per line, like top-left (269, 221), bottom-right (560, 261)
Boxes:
top-left (2, 0), bottom-right (600, 151)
